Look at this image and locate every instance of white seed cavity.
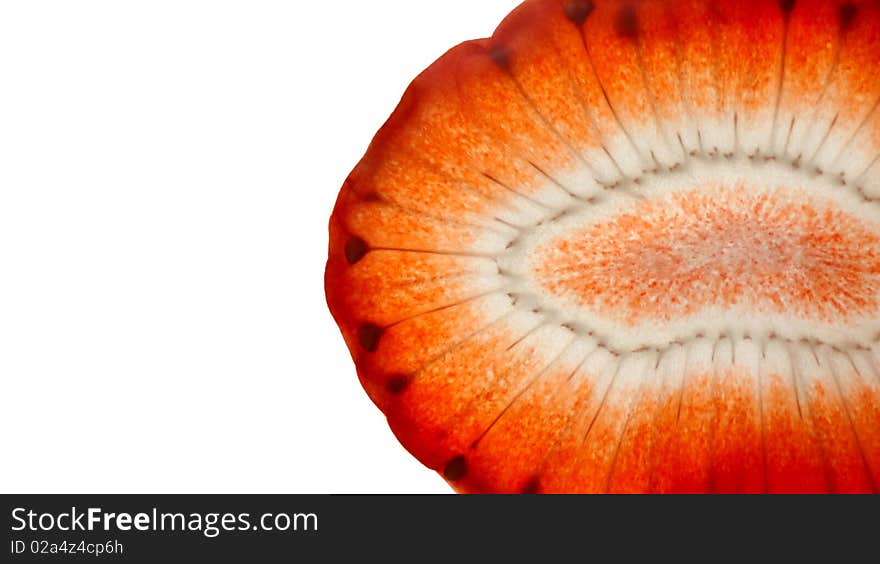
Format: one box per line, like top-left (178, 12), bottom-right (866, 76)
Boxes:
top-left (473, 151), bottom-right (880, 357)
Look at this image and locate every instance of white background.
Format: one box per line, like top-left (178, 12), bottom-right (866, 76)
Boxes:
top-left (0, 0), bottom-right (519, 493)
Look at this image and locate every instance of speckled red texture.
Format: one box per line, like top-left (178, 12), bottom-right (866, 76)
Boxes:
top-left (533, 185), bottom-right (880, 325)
